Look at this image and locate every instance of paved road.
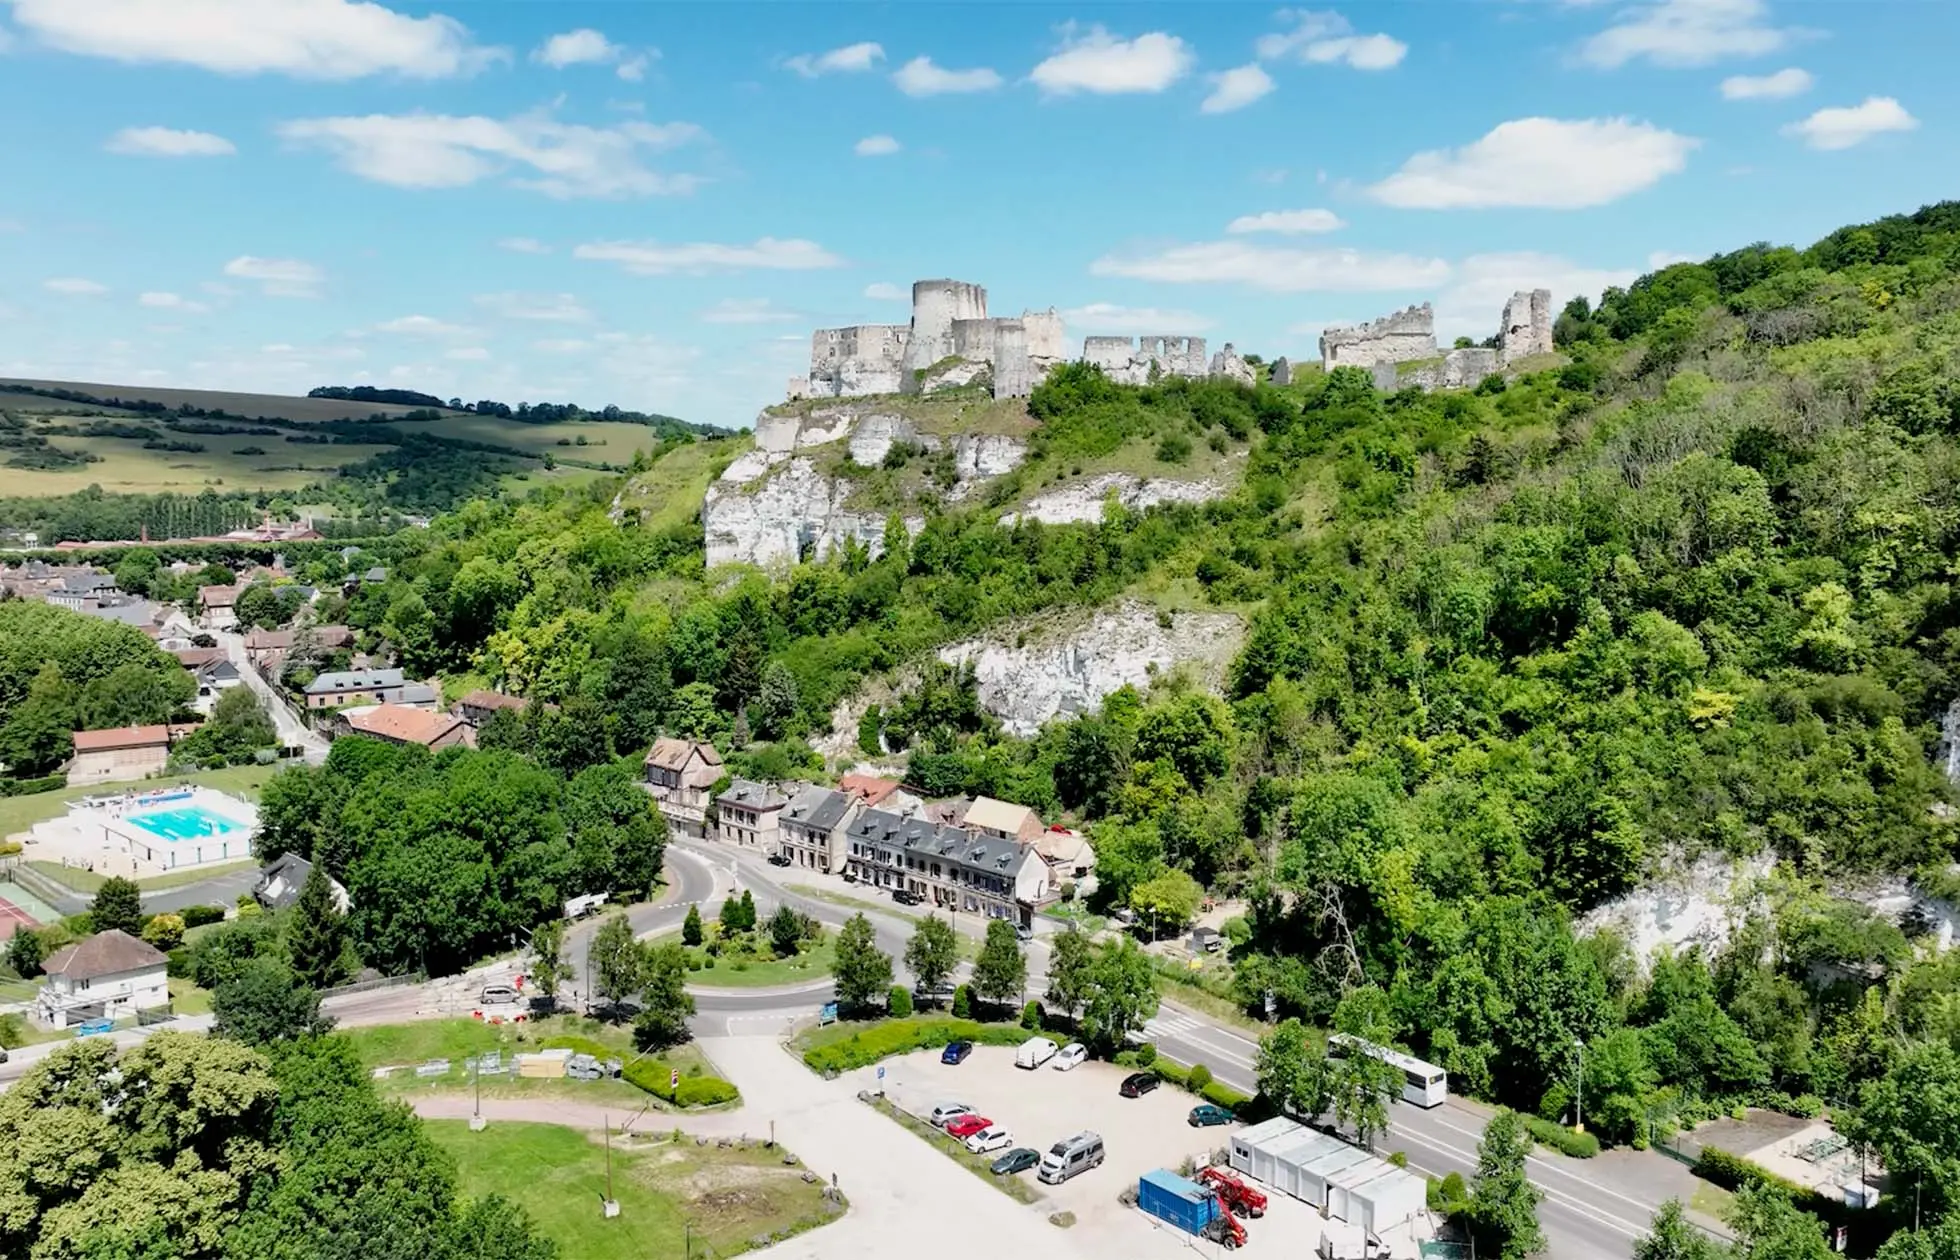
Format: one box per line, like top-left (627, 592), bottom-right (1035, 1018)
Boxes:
top-left (213, 628), bottom-right (327, 763)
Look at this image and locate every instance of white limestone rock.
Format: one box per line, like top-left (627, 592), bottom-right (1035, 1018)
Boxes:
top-left (950, 434), bottom-right (1026, 480)
top-left (1577, 852), bottom-right (1775, 972)
top-left (704, 456), bottom-right (889, 569)
top-left (918, 356), bottom-right (991, 395)
top-left (936, 599), bottom-right (1244, 736)
top-left (1002, 473), bottom-right (1221, 526)
top-left (846, 414), bottom-right (922, 466)
top-left (1209, 343), bottom-right (1255, 387)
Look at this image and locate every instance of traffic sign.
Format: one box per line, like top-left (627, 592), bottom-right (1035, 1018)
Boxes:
top-left (819, 1002), bottom-right (838, 1026)
top-left (670, 1068), bottom-right (680, 1090)
top-left (876, 1065), bottom-right (885, 1080)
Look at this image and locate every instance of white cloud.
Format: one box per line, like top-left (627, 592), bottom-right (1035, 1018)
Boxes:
top-left (532, 338), bottom-right (592, 353)
top-left (1579, 0), bottom-right (1793, 69)
top-left (223, 255), bottom-right (325, 298)
top-left (376, 314), bottom-right (473, 337)
top-left (139, 291), bottom-right (209, 313)
top-left (534, 28), bottom-right (616, 68)
top-left (573, 237), bottom-right (844, 276)
top-left (277, 111), bottom-right (705, 199)
top-left (1255, 11), bottom-right (1407, 70)
top-left (6, 0), bottom-right (501, 79)
top-left (105, 125), bottom-right (235, 157)
top-left (1090, 241), bottom-right (1449, 293)
top-left (44, 277), bottom-right (108, 295)
top-left (445, 346), bottom-right (491, 362)
top-left (1227, 208), bottom-right (1345, 235)
top-left (1030, 26), bottom-right (1193, 96)
top-left (784, 41), bottom-right (884, 77)
top-left (617, 53), bottom-right (651, 82)
top-left (1431, 251), bottom-right (1640, 341)
top-left (1720, 66), bottom-right (1812, 99)
top-left (1783, 96), bottom-right (1918, 150)
top-left (1060, 302), bottom-right (1216, 333)
top-left (474, 292), bottom-right (592, 322)
top-left (854, 134), bottom-right (900, 157)
top-left (497, 237), bottom-right (551, 254)
top-left (1647, 249), bottom-right (1699, 268)
top-left (1202, 65), bottom-right (1275, 114)
top-left (863, 282), bottom-right (906, 301)
top-left (891, 56), bottom-right (1003, 96)
top-left (1368, 116), bottom-right (1697, 209)
top-left (698, 298), bottom-right (800, 325)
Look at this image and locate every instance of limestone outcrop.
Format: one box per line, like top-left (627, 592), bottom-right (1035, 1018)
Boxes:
top-left (704, 456), bottom-right (901, 568)
top-left (1001, 473), bottom-right (1222, 526)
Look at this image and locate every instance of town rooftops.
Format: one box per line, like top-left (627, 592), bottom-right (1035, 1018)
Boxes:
top-left (71, 725), bottom-right (174, 753)
top-left (783, 785), bottom-right (855, 832)
top-left (963, 795), bottom-right (1038, 837)
top-left (254, 852), bottom-right (352, 912)
top-left (43, 929), bottom-right (168, 980)
top-left (244, 625), bottom-right (352, 651)
top-left (397, 682), bottom-right (439, 707)
top-left (62, 571), bottom-right (118, 593)
top-left (720, 778), bottom-right (788, 810)
top-left (172, 647), bottom-right (229, 668)
top-left (199, 585), bottom-right (240, 608)
top-left (458, 689), bottom-right (527, 712)
top-left (304, 667), bottom-right (405, 695)
top-left (838, 773), bottom-right (901, 807)
top-left (847, 807), bottom-right (1030, 874)
top-left (345, 704), bottom-right (469, 747)
top-left (644, 737), bottom-right (722, 772)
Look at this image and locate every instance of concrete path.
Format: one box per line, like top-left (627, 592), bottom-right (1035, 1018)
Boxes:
top-left (214, 628), bottom-right (327, 763)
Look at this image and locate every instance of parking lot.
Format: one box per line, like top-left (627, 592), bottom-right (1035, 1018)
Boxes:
top-left (874, 1043), bottom-right (1392, 1257)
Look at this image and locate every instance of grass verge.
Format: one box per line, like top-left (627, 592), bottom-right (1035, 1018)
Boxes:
top-left (0, 764), bottom-right (281, 838)
top-left (27, 857), bottom-right (259, 895)
top-left (427, 1120), bottom-right (843, 1260)
top-left (860, 1094), bottom-right (1042, 1205)
top-left (654, 931), bottom-right (835, 990)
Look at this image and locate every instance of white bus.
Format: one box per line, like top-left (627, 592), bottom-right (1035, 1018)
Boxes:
top-left (1328, 1033), bottom-right (1448, 1108)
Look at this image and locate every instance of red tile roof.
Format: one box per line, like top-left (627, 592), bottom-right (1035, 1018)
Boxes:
top-left (71, 725), bottom-right (174, 752)
top-left (838, 773), bottom-right (901, 806)
top-left (345, 704), bottom-right (472, 747)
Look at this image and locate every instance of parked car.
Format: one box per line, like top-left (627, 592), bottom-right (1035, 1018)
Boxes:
top-left (1037, 1131), bottom-right (1105, 1184)
top-left (941, 1040), bottom-right (974, 1065)
top-left (768, 851), bottom-right (792, 866)
top-left (964, 1124), bottom-right (1014, 1154)
top-left (479, 984), bottom-right (518, 1005)
top-left (945, 1113), bottom-right (993, 1140)
top-left (1188, 1103), bottom-right (1236, 1127)
top-left (1120, 1072), bottom-right (1160, 1098)
top-left (1052, 1042), bottom-right (1088, 1071)
top-left (929, 1102), bottom-right (974, 1128)
top-left (894, 888), bottom-right (922, 906)
top-left (1014, 1036), bottom-right (1058, 1069)
top-left (990, 1147), bottom-right (1040, 1176)
top-left (1015, 923), bottom-right (1034, 943)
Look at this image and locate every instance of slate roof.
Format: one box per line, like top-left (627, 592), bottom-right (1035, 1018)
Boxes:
top-left (305, 667), bottom-right (404, 695)
top-left (782, 785), bottom-right (854, 832)
top-left (719, 778), bottom-right (788, 811)
top-left (458, 689), bottom-right (527, 712)
top-left (43, 929), bottom-right (168, 980)
top-left (846, 807), bottom-right (1031, 876)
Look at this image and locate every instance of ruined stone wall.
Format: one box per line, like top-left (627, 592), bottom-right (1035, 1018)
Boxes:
top-left (951, 318), bottom-right (998, 361)
top-left (900, 279), bottom-right (988, 391)
top-left (1080, 334), bottom-right (1210, 386)
top-left (1377, 346), bottom-right (1500, 392)
top-left (1500, 289), bottom-right (1554, 362)
top-left (1319, 303), bottom-right (1436, 371)
top-left (1083, 336), bottom-right (1136, 375)
top-left (1139, 335), bottom-right (1208, 380)
top-left (992, 319), bottom-right (1032, 400)
top-left (1209, 343), bottom-right (1254, 387)
top-left (1022, 308), bottom-right (1067, 365)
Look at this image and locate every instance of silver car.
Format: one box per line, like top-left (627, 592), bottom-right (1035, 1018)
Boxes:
top-left (929, 1101), bottom-right (974, 1128)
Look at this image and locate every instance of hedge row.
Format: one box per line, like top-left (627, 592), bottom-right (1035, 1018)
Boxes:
top-left (1524, 1115), bottom-right (1600, 1159)
top-left (1694, 1147), bottom-right (1847, 1224)
top-left (180, 904), bottom-right (227, 928)
top-left (0, 774), bottom-right (66, 799)
top-left (621, 1058), bottom-right (741, 1107)
top-left (1149, 1056), bottom-right (1255, 1111)
top-left (803, 1017), bottom-right (1058, 1074)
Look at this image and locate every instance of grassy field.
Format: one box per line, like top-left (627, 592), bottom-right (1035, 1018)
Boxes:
top-left (14, 429), bottom-right (396, 497)
top-left (0, 379), bottom-right (450, 423)
top-left (427, 1121), bottom-right (841, 1260)
top-left (0, 763), bottom-right (282, 839)
top-left (344, 1016), bottom-right (721, 1107)
top-left (26, 857), bottom-right (259, 895)
top-left (654, 932), bottom-right (835, 990)
top-left (614, 435), bottom-right (747, 531)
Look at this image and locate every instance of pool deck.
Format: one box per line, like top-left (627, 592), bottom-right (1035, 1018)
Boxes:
top-left (22, 788), bottom-right (259, 879)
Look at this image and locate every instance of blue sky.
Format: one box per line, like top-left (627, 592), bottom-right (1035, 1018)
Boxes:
top-left (0, 0), bottom-right (1951, 428)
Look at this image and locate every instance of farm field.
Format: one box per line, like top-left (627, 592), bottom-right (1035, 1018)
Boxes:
top-left (0, 378), bottom-right (453, 423)
top-left (13, 429), bottom-right (396, 497)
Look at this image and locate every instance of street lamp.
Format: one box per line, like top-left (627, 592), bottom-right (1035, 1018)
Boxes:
top-left (1571, 1036), bottom-right (1585, 1134)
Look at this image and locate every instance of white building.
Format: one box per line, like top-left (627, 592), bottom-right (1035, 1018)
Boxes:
top-left (35, 929), bottom-right (171, 1030)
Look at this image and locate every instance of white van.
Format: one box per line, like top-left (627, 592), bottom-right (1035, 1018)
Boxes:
top-left (1015, 1036), bottom-right (1059, 1070)
top-left (1037, 1131), bottom-right (1105, 1184)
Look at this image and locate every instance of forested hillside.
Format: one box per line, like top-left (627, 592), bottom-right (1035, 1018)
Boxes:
top-left (122, 202), bottom-right (1960, 1176)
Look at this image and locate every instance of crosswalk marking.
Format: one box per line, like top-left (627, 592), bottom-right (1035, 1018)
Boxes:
top-left (1144, 1012), bottom-right (1203, 1039)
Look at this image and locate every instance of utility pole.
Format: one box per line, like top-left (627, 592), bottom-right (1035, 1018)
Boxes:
top-left (1571, 1036), bottom-right (1585, 1133)
top-left (602, 1114), bottom-right (620, 1218)
top-left (469, 1053), bottom-right (485, 1132)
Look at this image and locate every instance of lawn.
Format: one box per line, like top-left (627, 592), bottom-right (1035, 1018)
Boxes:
top-left (26, 858), bottom-right (259, 895)
top-left (426, 1121), bottom-right (841, 1260)
top-left (344, 1016), bottom-right (722, 1106)
top-left (0, 763), bottom-right (282, 839)
top-left (657, 932), bottom-right (835, 990)
top-left (168, 976), bottom-right (213, 1016)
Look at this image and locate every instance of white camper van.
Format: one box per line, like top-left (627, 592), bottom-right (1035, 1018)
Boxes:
top-left (1015, 1036), bottom-right (1059, 1070)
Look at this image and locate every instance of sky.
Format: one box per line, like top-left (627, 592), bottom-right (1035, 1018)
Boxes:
top-left (0, 0), bottom-right (1952, 429)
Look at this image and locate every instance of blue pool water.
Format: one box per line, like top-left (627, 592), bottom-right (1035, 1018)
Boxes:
top-left (125, 806), bottom-right (244, 843)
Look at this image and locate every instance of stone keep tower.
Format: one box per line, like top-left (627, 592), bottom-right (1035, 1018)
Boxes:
top-left (991, 319), bottom-right (1032, 400)
top-left (1500, 289), bottom-right (1554, 363)
top-left (900, 279), bottom-right (988, 393)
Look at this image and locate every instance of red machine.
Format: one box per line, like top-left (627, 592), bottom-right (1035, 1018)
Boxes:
top-left (1201, 1198), bottom-right (1248, 1249)
top-left (1196, 1167), bottom-right (1269, 1219)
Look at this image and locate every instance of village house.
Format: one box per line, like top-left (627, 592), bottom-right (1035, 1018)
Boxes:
top-left (714, 779), bottom-right (790, 851)
top-left (960, 795), bottom-right (1046, 844)
top-left (45, 571), bottom-right (120, 611)
top-left (642, 738), bottom-right (723, 840)
top-left (302, 667), bottom-right (410, 710)
top-left (453, 689), bottom-right (528, 727)
top-left (243, 624), bottom-right (353, 676)
top-left (777, 785), bottom-right (862, 873)
top-left (1034, 826), bottom-right (1099, 898)
top-left (843, 808), bottom-right (1049, 926)
top-left (34, 929), bottom-right (171, 1030)
top-left (253, 852), bottom-right (352, 913)
top-left (336, 703), bottom-right (475, 750)
top-left (67, 724), bottom-right (193, 786)
top-left (198, 584), bottom-right (241, 630)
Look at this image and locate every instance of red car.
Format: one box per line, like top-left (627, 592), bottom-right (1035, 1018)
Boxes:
top-left (945, 1113), bottom-right (994, 1140)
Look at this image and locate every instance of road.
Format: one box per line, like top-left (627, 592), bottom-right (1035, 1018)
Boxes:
top-left (213, 628), bottom-right (328, 763)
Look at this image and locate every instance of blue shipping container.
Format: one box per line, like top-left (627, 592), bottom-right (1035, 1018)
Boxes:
top-left (1138, 1169), bottom-right (1221, 1237)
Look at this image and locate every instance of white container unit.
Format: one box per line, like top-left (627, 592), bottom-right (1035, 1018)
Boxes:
top-left (1295, 1144), bottom-right (1377, 1208)
top-left (1228, 1117), bottom-right (1308, 1184)
top-left (1266, 1130), bottom-right (1348, 1200)
top-left (1327, 1163), bottom-right (1427, 1233)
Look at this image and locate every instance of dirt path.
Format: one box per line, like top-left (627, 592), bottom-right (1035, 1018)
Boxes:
top-left (409, 1093), bottom-right (759, 1138)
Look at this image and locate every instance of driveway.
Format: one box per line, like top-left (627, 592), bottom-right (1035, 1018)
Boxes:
top-left (214, 629), bottom-right (327, 762)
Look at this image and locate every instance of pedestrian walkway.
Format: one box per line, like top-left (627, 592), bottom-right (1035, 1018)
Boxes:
top-left (1142, 1010), bottom-right (1206, 1041)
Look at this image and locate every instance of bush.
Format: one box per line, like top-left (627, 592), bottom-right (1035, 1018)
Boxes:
top-left (180, 904), bottom-right (227, 928)
top-left (165, 946), bottom-right (193, 979)
top-left (621, 1058), bottom-right (741, 1107)
top-left (1429, 1171), bottom-right (1469, 1214)
top-left (0, 773), bottom-right (66, 798)
top-left (0, 1012), bottom-right (25, 1049)
top-left (802, 1016), bottom-right (1056, 1074)
top-left (1188, 1063), bottom-right (1213, 1093)
top-left (1021, 1000), bottom-right (1043, 1030)
top-left (951, 985), bottom-right (972, 1019)
top-left (1386, 1151), bottom-right (1408, 1168)
top-left (1523, 1115), bottom-right (1600, 1158)
top-left (1135, 1042), bottom-right (1157, 1067)
top-left (888, 985), bottom-right (913, 1018)
top-left (1201, 1080), bottom-right (1252, 1110)
top-left (141, 913), bottom-right (186, 951)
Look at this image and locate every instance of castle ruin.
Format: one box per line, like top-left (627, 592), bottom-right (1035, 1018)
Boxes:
top-left (1319, 304), bottom-right (1436, 371)
top-left (1316, 289), bottom-right (1557, 392)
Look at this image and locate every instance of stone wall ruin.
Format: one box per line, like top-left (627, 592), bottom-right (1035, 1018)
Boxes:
top-left (1317, 289), bottom-right (1557, 392)
top-left (1319, 304), bottom-right (1436, 371)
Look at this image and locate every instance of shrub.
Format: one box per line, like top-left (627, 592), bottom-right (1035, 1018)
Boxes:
top-left (1188, 1063), bottom-right (1213, 1093)
top-left (1429, 1171), bottom-right (1469, 1214)
top-left (0, 1012), bottom-right (25, 1049)
top-left (1201, 1080), bottom-right (1252, 1110)
top-left (1135, 1042), bottom-right (1157, 1067)
top-left (1523, 1115), bottom-right (1600, 1158)
top-left (165, 946), bottom-right (193, 979)
top-left (621, 1058), bottom-right (741, 1107)
top-left (888, 985), bottom-right (913, 1018)
top-left (141, 913), bottom-right (186, 951)
top-left (180, 904), bottom-right (226, 929)
top-left (801, 1016), bottom-right (1054, 1074)
top-left (1021, 1000), bottom-right (1043, 1030)
top-left (1387, 1151), bottom-right (1408, 1168)
top-left (952, 985), bottom-right (972, 1019)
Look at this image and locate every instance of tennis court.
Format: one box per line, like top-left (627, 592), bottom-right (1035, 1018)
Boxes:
top-left (0, 890), bottom-right (38, 942)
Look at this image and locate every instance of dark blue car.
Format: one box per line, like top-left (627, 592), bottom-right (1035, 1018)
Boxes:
top-left (941, 1040), bottom-right (974, 1065)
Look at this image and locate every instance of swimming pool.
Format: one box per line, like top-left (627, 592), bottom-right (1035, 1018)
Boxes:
top-left (125, 806), bottom-right (246, 843)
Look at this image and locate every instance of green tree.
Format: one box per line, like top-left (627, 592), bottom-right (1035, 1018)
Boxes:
top-left (1634, 1199), bottom-right (1722, 1260)
top-left (90, 875), bottom-right (144, 937)
top-left (632, 942), bottom-right (695, 1049)
top-left (79, 659), bottom-right (193, 729)
top-left (529, 918), bottom-right (570, 1010)
top-left (832, 912), bottom-right (893, 1013)
top-left (738, 888), bottom-right (758, 930)
top-left (590, 914), bottom-right (644, 1015)
top-left (0, 661), bottom-right (77, 776)
top-left (682, 903), bottom-right (704, 947)
top-left (1080, 937), bottom-right (1159, 1054)
top-left (905, 914), bottom-right (960, 1002)
top-left (751, 661), bottom-right (801, 740)
top-left (450, 1195), bottom-right (560, 1260)
top-left (719, 891), bottom-right (745, 936)
top-left (972, 919), bottom-right (1028, 1010)
top-left (212, 957), bottom-right (333, 1046)
top-left (1257, 1017), bottom-right (1334, 1122)
top-left (1723, 1183), bottom-right (1832, 1260)
top-left (769, 903), bottom-right (804, 956)
top-left (1331, 989), bottom-right (1403, 1149)
top-left (564, 760), bottom-right (669, 899)
top-left (1129, 869), bottom-right (1204, 937)
top-left (285, 859), bottom-right (348, 989)
top-left (1044, 924), bottom-right (1096, 1024)
top-left (1843, 1040), bottom-right (1960, 1215)
top-left (1468, 1110), bottom-right (1545, 1260)
top-left (141, 912), bottom-right (186, 950)
top-left (6, 926), bottom-right (48, 978)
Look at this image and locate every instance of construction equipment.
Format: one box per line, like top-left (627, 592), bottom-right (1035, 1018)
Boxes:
top-left (1201, 1198), bottom-right (1249, 1249)
top-left (1197, 1165), bottom-right (1270, 1218)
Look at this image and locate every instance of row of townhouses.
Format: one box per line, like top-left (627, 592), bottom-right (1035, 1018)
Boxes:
top-left (641, 738), bottom-right (1098, 927)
